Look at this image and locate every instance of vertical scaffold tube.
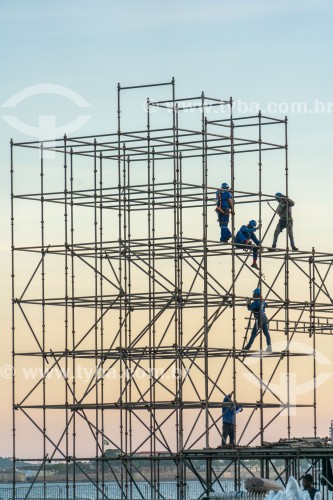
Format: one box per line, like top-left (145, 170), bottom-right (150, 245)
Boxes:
top-left (40, 142), bottom-right (47, 498)
top-left (10, 139), bottom-right (16, 497)
top-left (284, 116), bottom-right (291, 439)
top-left (63, 135), bottom-right (70, 499)
top-left (117, 83), bottom-right (125, 497)
top-left (258, 111), bottom-right (264, 449)
top-left (229, 98), bottom-right (239, 491)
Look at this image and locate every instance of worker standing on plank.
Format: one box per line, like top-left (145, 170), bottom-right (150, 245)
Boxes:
top-left (235, 220), bottom-right (260, 270)
top-left (215, 182), bottom-right (234, 243)
top-left (270, 192), bottom-right (298, 251)
top-left (220, 392), bottom-right (243, 447)
top-left (245, 288), bottom-right (272, 352)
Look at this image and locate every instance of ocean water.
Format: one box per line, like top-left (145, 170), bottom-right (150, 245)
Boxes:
top-left (2, 481), bottom-right (333, 500)
top-left (0, 480), bottom-right (237, 499)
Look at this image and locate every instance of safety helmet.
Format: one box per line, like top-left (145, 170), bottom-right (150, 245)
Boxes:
top-left (221, 182), bottom-right (229, 189)
top-left (275, 192), bottom-right (283, 199)
top-left (248, 220), bottom-right (257, 228)
top-left (253, 288), bottom-right (261, 296)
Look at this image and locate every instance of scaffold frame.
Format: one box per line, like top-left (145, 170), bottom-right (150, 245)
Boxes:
top-left (11, 78), bottom-right (333, 499)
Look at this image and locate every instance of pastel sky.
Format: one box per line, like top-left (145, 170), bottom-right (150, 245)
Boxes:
top-left (0, 0), bottom-right (332, 457)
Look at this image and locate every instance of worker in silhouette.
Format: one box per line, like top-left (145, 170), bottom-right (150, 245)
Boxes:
top-left (270, 193), bottom-right (298, 251)
top-left (245, 288), bottom-right (272, 352)
top-left (216, 182), bottom-right (233, 243)
top-left (235, 220), bottom-right (260, 270)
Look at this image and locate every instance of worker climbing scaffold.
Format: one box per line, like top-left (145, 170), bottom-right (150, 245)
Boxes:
top-left (235, 220), bottom-right (261, 270)
top-left (244, 288), bottom-right (272, 352)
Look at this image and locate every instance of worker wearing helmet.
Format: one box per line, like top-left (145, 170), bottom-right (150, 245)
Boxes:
top-left (245, 288), bottom-right (272, 352)
top-left (270, 192), bottom-right (298, 251)
top-left (220, 392), bottom-right (243, 447)
top-left (215, 182), bottom-right (234, 243)
top-left (234, 220), bottom-right (260, 270)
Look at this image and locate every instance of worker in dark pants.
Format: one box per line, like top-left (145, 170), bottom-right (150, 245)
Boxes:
top-left (235, 220), bottom-right (261, 270)
top-left (220, 392), bottom-right (243, 447)
top-left (245, 288), bottom-right (272, 352)
top-left (215, 182), bottom-right (234, 243)
top-left (270, 192), bottom-right (298, 251)
top-left (302, 474), bottom-right (320, 500)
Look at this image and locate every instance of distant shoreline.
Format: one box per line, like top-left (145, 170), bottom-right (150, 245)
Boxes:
top-left (0, 467), bottom-right (240, 484)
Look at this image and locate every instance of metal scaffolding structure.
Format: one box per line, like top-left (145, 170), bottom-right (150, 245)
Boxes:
top-left (11, 79), bottom-right (333, 499)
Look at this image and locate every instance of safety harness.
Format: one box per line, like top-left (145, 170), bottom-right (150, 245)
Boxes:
top-left (215, 190), bottom-right (230, 215)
